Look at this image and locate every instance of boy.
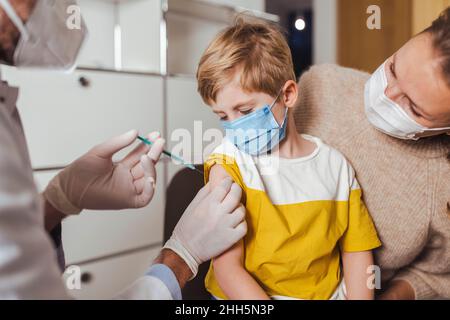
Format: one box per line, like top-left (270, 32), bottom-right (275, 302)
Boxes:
top-left (196, 19), bottom-right (381, 300)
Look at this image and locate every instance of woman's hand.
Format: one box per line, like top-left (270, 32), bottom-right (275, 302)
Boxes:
top-left (378, 280), bottom-right (415, 300)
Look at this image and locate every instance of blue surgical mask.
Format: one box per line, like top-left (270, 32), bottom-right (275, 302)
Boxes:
top-left (221, 93), bottom-right (288, 156)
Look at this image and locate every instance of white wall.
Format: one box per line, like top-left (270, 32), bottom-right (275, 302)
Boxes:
top-left (313, 0), bottom-right (337, 64)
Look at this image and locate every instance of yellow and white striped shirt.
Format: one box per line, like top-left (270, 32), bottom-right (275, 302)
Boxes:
top-left (204, 135), bottom-right (381, 300)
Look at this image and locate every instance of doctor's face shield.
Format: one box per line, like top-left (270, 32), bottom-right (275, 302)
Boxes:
top-left (364, 8), bottom-right (450, 140)
top-left (0, 0), bottom-right (87, 70)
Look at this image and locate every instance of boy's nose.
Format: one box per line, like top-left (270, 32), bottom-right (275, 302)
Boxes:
top-left (226, 111), bottom-right (242, 122)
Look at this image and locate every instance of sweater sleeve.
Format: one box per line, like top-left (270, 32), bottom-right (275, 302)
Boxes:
top-left (394, 203), bottom-right (450, 300)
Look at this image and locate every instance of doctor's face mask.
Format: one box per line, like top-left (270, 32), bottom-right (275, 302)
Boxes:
top-left (0, 0), bottom-right (88, 71)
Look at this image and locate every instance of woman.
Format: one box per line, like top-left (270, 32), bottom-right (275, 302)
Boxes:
top-left (295, 8), bottom-right (450, 299)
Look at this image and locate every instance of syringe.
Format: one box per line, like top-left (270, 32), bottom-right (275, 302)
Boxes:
top-left (137, 135), bottom-right (203, 175)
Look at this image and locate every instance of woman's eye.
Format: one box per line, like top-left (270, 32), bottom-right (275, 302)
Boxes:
top-left (409, 104), bottom-right (421, 118)
top-left (220, 116), bottom-right (228, 121)
top-left (389, 63), bottom-right (396, 77)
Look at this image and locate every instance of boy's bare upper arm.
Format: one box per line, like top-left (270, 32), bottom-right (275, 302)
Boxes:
top-left (209, 164), bottom-right (233, 188)
top-left (209, 164), bottom-right (244, 266)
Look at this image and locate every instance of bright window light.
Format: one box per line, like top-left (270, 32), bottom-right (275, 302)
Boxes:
top-left (295, 18), bottom-right (306, 31)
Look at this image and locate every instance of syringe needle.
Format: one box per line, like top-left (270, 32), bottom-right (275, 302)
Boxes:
top-left (137, 135), bottom-right (203, 175)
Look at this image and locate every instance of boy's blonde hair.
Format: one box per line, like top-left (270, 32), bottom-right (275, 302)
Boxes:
top-left (196, 19), bottom-right (296, 105)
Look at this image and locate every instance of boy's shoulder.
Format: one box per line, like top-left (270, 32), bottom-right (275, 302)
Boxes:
top-left (305, 134), bottom-right (356, 177)
top-left (305, 134), bottom-right (351, 163)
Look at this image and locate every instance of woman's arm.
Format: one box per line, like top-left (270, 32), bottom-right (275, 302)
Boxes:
top-left (209, 164), bottom-right (269, 300)
top-left (341, 250), bottom-right (375, 300)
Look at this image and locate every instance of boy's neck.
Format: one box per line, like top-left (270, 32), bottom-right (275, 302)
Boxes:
top-left (271, 112), bottom-right (317, 159)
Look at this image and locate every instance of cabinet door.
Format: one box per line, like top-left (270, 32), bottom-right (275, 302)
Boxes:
top-left (2, 67), bottom-right (163, 169)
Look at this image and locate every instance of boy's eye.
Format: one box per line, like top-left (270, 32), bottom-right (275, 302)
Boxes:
top-left (220, 115), bottom-right (228, 121)
top-left (240, 109), bottom-right (253, 115)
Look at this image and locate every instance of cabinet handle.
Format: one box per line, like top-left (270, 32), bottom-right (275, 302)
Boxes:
top-left (78, 76), bottom-right (90, 88)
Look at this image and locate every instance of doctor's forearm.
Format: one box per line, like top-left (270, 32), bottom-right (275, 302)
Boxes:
top-left (153, 249), bottom-right (193, 290)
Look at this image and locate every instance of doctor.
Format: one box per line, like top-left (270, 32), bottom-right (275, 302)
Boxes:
top-left (0, 0), bottom-right (247, 299)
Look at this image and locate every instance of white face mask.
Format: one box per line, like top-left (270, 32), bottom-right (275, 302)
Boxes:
top-left (0, 0), bottom-right (87, 71)
top-left (364, 61), bottom-right (450, 140)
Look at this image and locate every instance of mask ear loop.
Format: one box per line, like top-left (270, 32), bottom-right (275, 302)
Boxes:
top-left (0, 0), bottom-right (30, 41)
top-left (269, 88), bottom-right (289, 127)
top-left (269, 89), bottom-right (283, 110)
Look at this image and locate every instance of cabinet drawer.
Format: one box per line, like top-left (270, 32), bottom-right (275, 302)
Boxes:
top-left (2, 66), bottom-right (163, 169)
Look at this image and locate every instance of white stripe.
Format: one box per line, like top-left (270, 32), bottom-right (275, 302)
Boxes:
top-left (210, 135), bottom-right (357, 204)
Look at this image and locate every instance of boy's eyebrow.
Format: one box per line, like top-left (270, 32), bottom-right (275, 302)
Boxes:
top-left (212, 98), bottom-right (255, 113)
top-left (230, 98), bottom-right (255, 109)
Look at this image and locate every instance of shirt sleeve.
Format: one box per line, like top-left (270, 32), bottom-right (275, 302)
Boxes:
top-left (204, 153), bottom-right (243, 184)
top-left (339, 175), bottom-right (382, 253)
top-left (146, 264), bottom-right (182, 300)
top-left (115, 264), bottom-right (181, 300)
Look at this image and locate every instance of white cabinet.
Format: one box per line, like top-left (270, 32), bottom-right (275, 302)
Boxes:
top-left (118, 0), bottom-right (162, 73)
top-left (166, 77), bottom-right (222, 166)
top-left (63, 246), bottom-right (161, 299)
top-left (2, 67), bottom-right (163, 169)
top-left (77, 0), bottom-right (161, 73)
top-left (77, 0), bottom-right (116, 69)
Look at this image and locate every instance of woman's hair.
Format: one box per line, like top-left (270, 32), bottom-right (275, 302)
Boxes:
top-left (424, 7), bottom-right (450, 87)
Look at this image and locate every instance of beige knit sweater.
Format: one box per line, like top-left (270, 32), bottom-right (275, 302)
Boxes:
top-left (294, 64), bottom-right (450, 299)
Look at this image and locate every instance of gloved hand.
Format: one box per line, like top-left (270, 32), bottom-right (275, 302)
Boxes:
top-left (44, 130), bottom-right (165, 215)
top-left (163, 178), bottom-right (247, 279)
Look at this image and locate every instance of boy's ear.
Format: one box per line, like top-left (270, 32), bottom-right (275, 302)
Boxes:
top-left (282, 80), bottom-right (298, 109)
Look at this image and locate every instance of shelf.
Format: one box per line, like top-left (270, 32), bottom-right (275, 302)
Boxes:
top-left (76, 66), bottom-right (198, 80)
top-left (166, 0), bottom-right (279, 24)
